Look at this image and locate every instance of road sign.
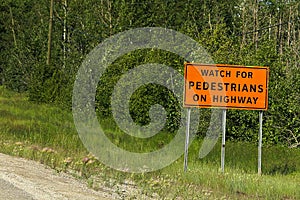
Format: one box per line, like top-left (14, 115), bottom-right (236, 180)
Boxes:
top-left (184, 63), bottom-right (269, 110)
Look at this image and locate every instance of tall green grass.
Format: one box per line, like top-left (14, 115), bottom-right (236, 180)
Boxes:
top-left (0, 86), bottom-right (299, 199)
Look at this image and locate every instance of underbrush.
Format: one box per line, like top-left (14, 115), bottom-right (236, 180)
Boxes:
top-left (0, 86), bottom-right (299, 199)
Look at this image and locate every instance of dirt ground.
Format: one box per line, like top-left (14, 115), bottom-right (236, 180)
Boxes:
top-left (0, 153), bottom-right (116, 200)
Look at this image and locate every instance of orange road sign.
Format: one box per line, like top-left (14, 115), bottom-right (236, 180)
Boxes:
top-left (184, 63), bottom-right (269, 110)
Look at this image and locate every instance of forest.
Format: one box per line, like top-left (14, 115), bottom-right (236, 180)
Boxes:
top-left (0, 0), bottom-right (299, 147)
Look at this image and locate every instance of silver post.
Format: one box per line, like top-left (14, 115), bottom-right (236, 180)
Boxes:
top-left (221, 109), bottom-right (227, 172)
top-left (184, 108), bottom-right (191, 172)
top-left (258, 111), bottom-right (263, 175)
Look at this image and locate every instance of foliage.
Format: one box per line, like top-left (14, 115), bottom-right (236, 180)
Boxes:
top-left (0, 0), bottom-right (299, 146)
top-left (0, 87), bottom-right (299, 199)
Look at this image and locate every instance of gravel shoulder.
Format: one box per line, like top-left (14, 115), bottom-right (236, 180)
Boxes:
top-left (0, 153), bottom-right (113, 200)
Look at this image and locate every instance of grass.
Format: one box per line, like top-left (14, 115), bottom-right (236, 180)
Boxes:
top-left (0, 86), bottom-right (299, 199)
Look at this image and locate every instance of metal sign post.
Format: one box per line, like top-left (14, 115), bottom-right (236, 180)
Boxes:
top-left (183, 63), bottom-right (269, 173)
top-left (221, 109), bottom-right (227, 172)
top-left (184, 108), bottom-right (191, 172)
top-left (258, 111), bottom-right (263, 175)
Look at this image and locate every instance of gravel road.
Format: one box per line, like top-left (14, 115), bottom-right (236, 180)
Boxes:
top-left (0, 153), bottom-right (113, 200)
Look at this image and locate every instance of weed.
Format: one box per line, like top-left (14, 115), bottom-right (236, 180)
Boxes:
top-left (0, 86), bottom-right (299, 199)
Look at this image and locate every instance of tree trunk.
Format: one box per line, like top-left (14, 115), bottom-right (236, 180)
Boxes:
top-left (240, 3), bottom-right (246, 49)
top-left (63, 0), bottom-right (68, 69)
top-left (108, 0), bottom-right (112, 36)
top-left (278, 16), bottom-right (283, 56)
top-left (268, 13), bottom-right (272, 40)
top-left (253, 0), bottom-right (259, 51)
top-left (47, 0), bottom-right (54, 65)
top-left (9, 6), bottom-right (17, 48)
top-left (208, 13), bottom-right (212, 31)
top-left (287, 6), bottom-right (291, 47)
